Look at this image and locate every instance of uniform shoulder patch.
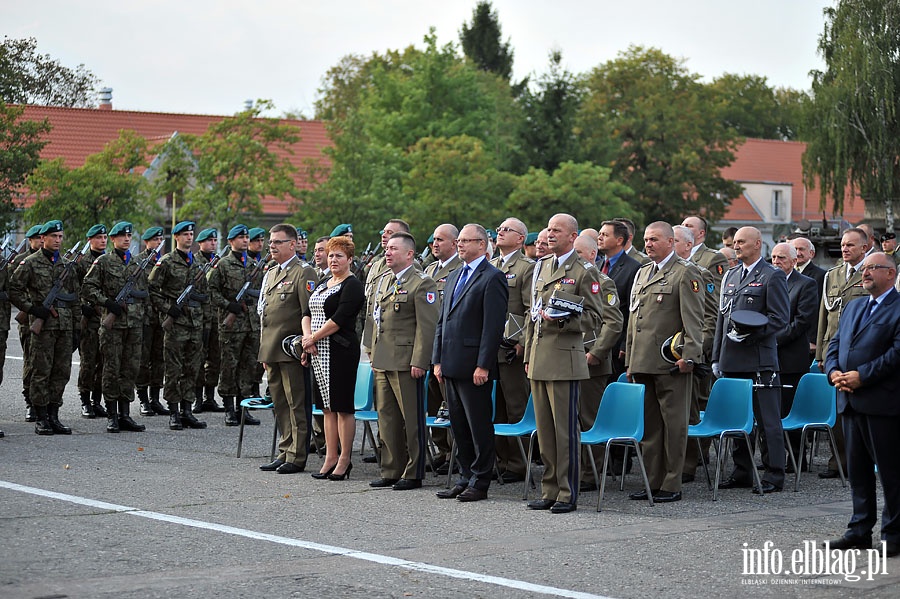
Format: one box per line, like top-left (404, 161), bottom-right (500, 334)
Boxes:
top-left (425, 291), bottom-right (436, 304)
top-left (691, 280), bottom-right (700, 293)
top-left (591, 281), bottom-right (600, 294)
top-left (607, 292), bottom-right (617, 306)
top-left (306, 280), bottom-right (315, 292)
top-left (716, 264), bottom-right (724, 275)
top-left (706, 283), bottom-right (715, 294)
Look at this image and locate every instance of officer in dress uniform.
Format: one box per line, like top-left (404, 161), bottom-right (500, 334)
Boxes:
top-left (207, 224), bottom-right (263, 427)
top-left (12, 225), bottom-right (44, 422)
top-left (136, 226), bottom-right (169, 416)
top-left (82, 221), bottom-right (148, 433)
top-left (524, 214), bottom-right (606, 514)
top-left (76, 223), bottom-right (109, 419)
top-left (9, 220), bottom-right (80, 435)
top-left (193, 228), bottom-right (223, 413)
top-left (148, 221), bottom-right (211, 430)
top-left (368, 232), bottom-right (438, 490)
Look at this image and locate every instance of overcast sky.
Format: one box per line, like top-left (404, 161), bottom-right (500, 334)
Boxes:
top-left (6, 0), bottom-right (832, 117)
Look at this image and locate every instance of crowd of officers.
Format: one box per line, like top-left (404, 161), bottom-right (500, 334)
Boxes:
top-left (1, 213), bottom-right (896, 513)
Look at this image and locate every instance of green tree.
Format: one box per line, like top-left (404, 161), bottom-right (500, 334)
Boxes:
top-left (506, 161), bottom-right (638, 234)
top-left (576, 46), bottom-right (743, 225)
top-left (1, 101), bottom-right (50, 231)
top-left (158, 100), bottom-right (302, 235)
top-left (402, 135), bottom-right (515, 241)
top-left (709, 73), bottom-right (808, 140)
top-left (460, 1), bottom-right (514, 80)
top-left (520, 50), bottom-right (584, 171)
top-left (25, 130), bottom-right (158, 234)
top-left (803, 0), bottom-right (900, 231)
top-left (1, 37), bottom-right (100, 107)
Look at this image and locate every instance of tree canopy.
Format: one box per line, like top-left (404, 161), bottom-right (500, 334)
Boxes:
top-left (459, 1), bottom-right (514, 80)
top-left (0, 101), bottom-right (50, 232)
top-left (1, 37), bottom-right (99, 108)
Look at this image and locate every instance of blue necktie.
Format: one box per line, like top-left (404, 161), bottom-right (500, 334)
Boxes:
top-left (860, 299), bottom-right (878, 327)
top-left (451, 265), bottom-right (470, 307)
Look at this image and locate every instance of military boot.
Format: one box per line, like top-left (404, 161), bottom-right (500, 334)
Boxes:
top-left (223, 397), bottom-right (240, 427)
top-left (149, 387), bottom-right (169, 415)
top-left (180, 402), bottom-right (207, 429)
top-left (118, 401), bottom-right (146, 432)
top-left (238, 396), bottom-right (260, 425)
top-left (168, 403), bottom-right (183, 430)
top-left (80, 390), bottom-right (95, 419)
top-left (192, 387), bottom-right (205, 413)
top-left (91, 389), bottom-right (108, 418)
top-left (34, 405), bottom-right (54, 435)
top-left (47, 404), bottom-right (72, 435)
top-left (106, 401), bottom-right (120, 433)
top-left (25, 397), bottom-right (36, 422)
top-left (201, 385), bottom-right (224, 412)
top-left (138, 387), bottom-right (154, 416)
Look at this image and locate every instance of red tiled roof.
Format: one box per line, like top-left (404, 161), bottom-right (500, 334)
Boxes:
top-left (16, 105), bottom-right (331, 216)
top-left (721, 138), bottom-right (865, 223)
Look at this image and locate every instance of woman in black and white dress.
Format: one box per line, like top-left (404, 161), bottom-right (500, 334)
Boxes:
top-left (301, 236), bottom-right (365, 480)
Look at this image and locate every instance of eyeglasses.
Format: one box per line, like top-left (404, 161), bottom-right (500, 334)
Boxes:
top-left (860, 264), bottom-right (894, 273)
top-left (496, 226), bottom-right (525, 235)
top-left (268, 238), bottom-right (292, 245)
top-left (456, 238), bottom-right (484, 245)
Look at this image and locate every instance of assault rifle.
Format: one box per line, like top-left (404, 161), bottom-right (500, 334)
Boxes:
top-left (0, 237), bottom-right (27, 272)
top-left (222, 252), bottom-right (270, 329)
top-left (161, 253), bottom-right (220, 330)
top-left (29, 241), bottom-right (89, 335)
top-left (101, 247), bottom-right (161, 330)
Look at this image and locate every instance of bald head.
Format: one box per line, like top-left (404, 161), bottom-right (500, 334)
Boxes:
top-left (680, 216), bottom-right (707, 246)
top-left (574, 235), bottom-right (598, 263)
top-left (861, 252), bottom-right (897, 296)
top-left (734, 226), bottom-right (762, 265)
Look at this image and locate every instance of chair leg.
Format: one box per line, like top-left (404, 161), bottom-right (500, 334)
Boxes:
top-left (446, 438), bottom-right (457, 488)
top-left (630, 441), bottom-right (654, 507)
top-left (825, 426), bottom-right (847, 488)
top-left (783, 430), bottom-right (800, 492)
top-left (236, 406), bottom-right (246, 458)
top-left (524, 432), bottom-right (536, 501)
top-left (697, 437), bottom-right (713, 490)
top-left (586, 446), bottom-right (600, 492)
top-left (597, 442), bottom-right (612, 512)
top-left (713, 433), bottom-right (727, 501)
top-left (743, 431), bottom-right (765, 496)
top-left (270, 413), bottom-right (278, 461)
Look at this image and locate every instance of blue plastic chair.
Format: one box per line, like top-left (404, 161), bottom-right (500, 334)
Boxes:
top-left (687, 377), bottom-right (763, 500)
top-left (580, 382), bottom-right (654, 511)
top-left (350, 364), bottom-right (379, 460)
top-left (781, 372), bottom-right (846, 491)
top-left (616, 372), bottom-right (629, 383)
top-left (493, 394), bottom-right (537, 499)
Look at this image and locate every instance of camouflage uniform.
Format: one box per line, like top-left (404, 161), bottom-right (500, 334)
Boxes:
top-left (11, 245), bottom-right (40, 420)
top-left (149, 249), bottom-right (211, 429)
top-left (193, 250), bottom-right (222, 412)
top-left (0, 262), bottom-right (10, 386)
top-left (9, 246), bottom-right (80, 434)
top-left (76, 248), bottom-right (107, 417)
top-left (207, 249), bottom-right (264, 425)
top-left (82, 246), bottom-right (151, 432)
top-left (136, 244), bottom-right (167, 415)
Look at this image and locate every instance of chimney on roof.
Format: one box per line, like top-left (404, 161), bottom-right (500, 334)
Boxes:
top-left (244, 99), bottom-right (253, 111)
top-left (99, 87), bottom-right (113, 110)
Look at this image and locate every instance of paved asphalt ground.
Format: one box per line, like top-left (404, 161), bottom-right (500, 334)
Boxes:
top-left (2, 322), bottom-right (899, 598)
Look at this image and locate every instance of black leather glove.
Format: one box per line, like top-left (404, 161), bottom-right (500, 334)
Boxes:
top-left (104, 298), bottom-right (124, 317)
top-left (167, 305), bottom-right (182, 319)
top-left (226, 301), bottom-right (243, 314)
top-left (81, 304), bottom-right (98, 319)
top-left (29, 305), bottom-right (51, 320)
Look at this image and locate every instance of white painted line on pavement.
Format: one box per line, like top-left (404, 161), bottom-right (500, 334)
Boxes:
top-left (0, 479), bottom-right (611, 599)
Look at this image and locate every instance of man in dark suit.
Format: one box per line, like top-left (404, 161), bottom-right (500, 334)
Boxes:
top-left (713, 227), bottom-right (791, 494)
top-left (433, 224), bottom-right (508, 502)
top-left (598, 220), bottom-right (641, 381)
top-left (825, 252), bottom-right (900, 557)
top-left (792, 236), bottom-right (827, 357)
top-left (772, 242), bottom-right (819, 469)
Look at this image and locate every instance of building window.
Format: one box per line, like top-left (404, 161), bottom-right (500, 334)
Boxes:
top-left (772, 190), bottom-right (783, 220)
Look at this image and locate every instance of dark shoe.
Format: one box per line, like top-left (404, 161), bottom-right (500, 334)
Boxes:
top-left (91, 393), bottom-right (108, 418)
top-left (392, 478), bottom-right (422, 490)
top-left (259, 459), bottom-right (285, 472)
top-left (457, 487), bottom-right (488, 502)
top-left (436, 485), bottom-right (467, 499)
top-left (363, 454), bottom-right (378, 464)
top-left (106, 401), bottom-right (119, 433)
top-left (223, 397), bottom-right (240, 427)
top-left (425, 457), bottom-right (447, 473)
top-left (718, 477), bottom-right (752, 490)
top-left (653, 490), bottom-right (682, 503)
top-left (500, 471), bottom-right (526, 484)
top-left (629, 489), bottom-right (658, 500)
top-left (25, 402), bottom-right (36, 423)
top-left (328, 463), bottom-right (353, 481)
top-left (311, 464), bottom-right (337, 480)
top-left (883, 541), bottom-right (900, 558)
top-left (80, 391), bottom-right (95, 418)
top-left (828, 535), bottom-right (872, 551)
top-left (168, 408), bottom-right (183, 430)
top-left (47, 405), bottom-right (71, 434)
top-left (238, 403), bottom-right (260, 425)
top-left (180, 403), bottom-right (207, 429)
top-left (137, 388), bottom-right (153, 416)
top-left (369, 478), bottom-right (399, 488)
top-left (550, 501), bottom-right (577, 514)
top-left (819, 469), bottom-right (841, 479)
top-left (192, 388), bottom-right (204, 413)
top-left (527, 498), bottom-right (556, 510)
top-left (753, 481), bottom-right (783, 494)
top-left (681, 473), bottom-right (695, 483)
top-left (202, 386), bottom-right (223, 412)
top-left (149, 388), bottom-right (169, 415)
top-left (117, 401), bottom-right (146, 432)
top-left (276, 462), bottom-right (305, 474)
top-left (33, 406), bottom-right (54, 435)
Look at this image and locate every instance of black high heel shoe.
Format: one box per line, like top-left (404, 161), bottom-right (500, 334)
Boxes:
top-left (311, 464), bottom-right (337, 480)
top-left (328, 462), bottom-right (353, 481)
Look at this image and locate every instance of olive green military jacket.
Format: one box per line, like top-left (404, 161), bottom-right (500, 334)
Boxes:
top-left (0, 264), bottom-right (10, 332)
top-left (627, 246), bottom-right (652, 266)
top-left (425, 254), bottom-right (462, 306)
top-left (82, 249), bottom-right (150, 329)
top-left (257, 256), bottom-right (317, 363)
top-left (148, 250), bottom-right (211, 330)
top-left (207, 250), bottom-right (263, 333)
top-left (814, 263), bottom-right (867, 362)
top-left (370, 267), bottom-right (438, 372)
top-left (10, 249), bottom-right (80, 331)
top-left (625, 255), bottom-right (705, 374)
top-left (586, 273), bottom-right (625, 376)
top-left (490, 249), bottom-right (535, 350)
top-left (76, 249), bottom-right (105, 322)
top-left (524, 252), bottom-right (606, 381)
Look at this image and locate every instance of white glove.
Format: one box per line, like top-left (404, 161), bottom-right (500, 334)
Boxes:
top-left (712, 362), bottom-right (723, 379)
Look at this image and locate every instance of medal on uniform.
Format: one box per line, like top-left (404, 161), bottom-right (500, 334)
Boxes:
top-left (394, 303), bottom-right (400, 312)
top-left (656, 294), bottom-right (663, 304)
top-left (554, 282), bottom-right (561, 290)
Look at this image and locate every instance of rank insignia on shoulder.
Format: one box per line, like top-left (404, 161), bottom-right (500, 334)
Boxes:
top-left (306, 280), bottom-right (315, 292)
top-left (691, 280), bottom-right (700, 293)
top-left (583, 261), bottom-right (595, 269)
top-left (426, 292), bottom-right (436, 304)
top-left (591, 281), bottom-right (600, 294)
top-left (716, 264), bottom-right (724, 275)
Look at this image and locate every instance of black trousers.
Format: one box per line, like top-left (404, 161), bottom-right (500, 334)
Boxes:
top-left (444, 376), bottom-right (496, 492)
top-left (725, 370), bottom-right (785, 488)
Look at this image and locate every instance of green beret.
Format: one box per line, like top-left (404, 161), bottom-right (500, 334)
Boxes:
top-left (86, 224), bottom-right (107, 238)
top-left (330, 223), bottom-right (352, 237)
top-left (227, 224), bottom-right (249, 240)
top-left (248, 227), bottom-right (266, 241)
top-left (196, 228), bottom-right (217, 242)
top-left (172, 221), bottom-right (195, 235)
top-left (108, 222), bottom-right (133, 237)
top-left (486, 227), bottom-right (497, 241)
top-left (141, 226), bottom-right (164, 241)
top-left (524, 232), bottom-right (538, 246)
top-left (427, 233), bottom-right (435, 244)
top-left (297, 228), bottom-right (308, 240)
top-left (39, 220), bottom-right (63, 235)
top-left (26, 225), bottom-right (43, 239)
